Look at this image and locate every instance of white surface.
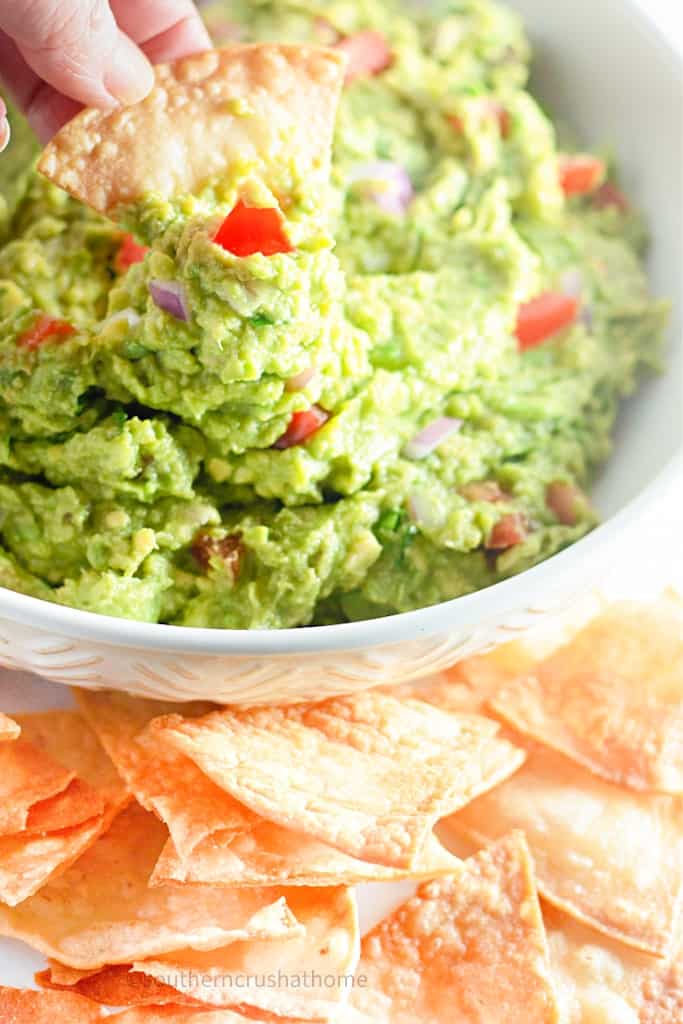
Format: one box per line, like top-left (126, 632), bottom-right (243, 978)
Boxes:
top-left (1, 0), bottom-right (682, 995)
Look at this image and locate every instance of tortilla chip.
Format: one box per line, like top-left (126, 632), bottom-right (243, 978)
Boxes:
top-left (112, 1010), bottom-right (286, 1023)
top-left (0, 810), bottom-right (125, 907)
top-left (0, 986), bottom-right (104, 1023)
top-left (0, 712), bottom-right (20, 741)
top-left (442, 746), bottom-right (683, 958)
top-left (38, 963), bottom-right (202, 1009)
top-left (43, 888), bottom-right (359, 1020)
top-left (16, 711), bottom-right (125, 806)
top-left (489, 597), bottom-right (683, 792)
top-left (74, 690), bottom-right (256, 862)
top-left (347, 832), bottom-right (558, 1023)
top-left (148, 693), bottom-right (515, 869)
top-left (112, 1008), bottom-right (293, 1023)
top-left (0, 712), bottom-right (130, 905)
top-left (0, 736), bottom-right (74, 836)
top-left (38, 43), bottom-right (346, 217)
top-left (0, 803), bottom-right (301, 968)
top-left (151, 825), bottom-right (460, 889)
top-left (24, 779), bottom-right (104, 836)
top-left (0, 988), bottom-right (279, 1023)
top-left (545, 903), bottom-right (683, 1024)
top-left (76, 691), bottom-right (485, 888)
top-left (132, 887), bottom-right (359, 1021)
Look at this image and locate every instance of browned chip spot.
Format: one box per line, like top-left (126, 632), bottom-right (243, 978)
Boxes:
top-left (0, 803), bottom-right (300, 968)
top-left (0, 986), bottom-right (104, 1022)
top-left (38, 963), bottom-right (202, 1009)
top-left (489, 597), bottom-right (683, 792)
top-left (442, 746), bottom-right (683, 958)
top-left (0, 987), bottom-right (277, 1023)
top-left (148, 692), bottom-right (520, 869)
top-left (38, 44), bottom-right (346, 217)
top-left (349, 832), bottom-right (559, 1023)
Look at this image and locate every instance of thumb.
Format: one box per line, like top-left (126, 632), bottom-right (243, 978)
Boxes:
top-left (0, 0), bottom-right (155, 109)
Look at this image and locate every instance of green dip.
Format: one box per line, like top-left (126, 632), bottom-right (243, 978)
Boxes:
top-left (0, 0), bottom-right (667, 627)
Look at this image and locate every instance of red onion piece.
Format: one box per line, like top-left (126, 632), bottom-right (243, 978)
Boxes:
top-left (285, 367), bottom-right (318, 392)
top-left (149, 280), bottom-right (191, 322)
top-left (407, 489), bottom-right (442, 531)
top-left (560, 269), bottom-right (584, 298)
top-left (403, 417), bottom-right (462, 461)
top-left (546, 481), bottom-right (584, 526)
top-left (348, 162), bottom-right (414, 214)
top-left (561, 269), bottom-right (594, 331)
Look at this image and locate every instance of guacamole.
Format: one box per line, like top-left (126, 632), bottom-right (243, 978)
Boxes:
top-left (0, 0), bottom-right (667, 628)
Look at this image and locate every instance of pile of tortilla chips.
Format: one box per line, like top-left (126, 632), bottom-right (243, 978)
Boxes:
top-left (1, 593), bottom-right (682, 1022)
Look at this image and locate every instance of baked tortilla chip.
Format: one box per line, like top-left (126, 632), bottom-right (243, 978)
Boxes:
top-left (0, 711), bottom-right (129, 905)
top-left (0, 712), bottom-right (19, 741)
top-left (74, 690), bottom-right (256, 862)
top-left (347, 832), bottom-right (558, 1023)
top-left (0, 736), bottom-right (74, 836)
top-left (38, 962), bottom-right (202, 1009)
top-left (0, 803), bottom-right (301, 968)
top-left (490, 597), bottom-right (683, 792)
top-left (0, 988), bottom-right (281, 1023)
top-left (0, 986), bottom-right (104, 1023)
top-left (149, 693), bottom-right (514, 869)
top-left (112, 1010), bottom-right (291, 1023)
top-left (442, 746), bottom-right (683, 958)
top-left (132, 887), bottom-right (359, 1021)
top-left (76, 690), bottom-right (489, 888)
top-left (151, 825), bottom-right (460, 888)
top-left (41, 889), bottom-right (358, 1021)
top-left (38, 43), bottom-right (346, 218)
top-left (546, 904), bottom-right (683, 1024)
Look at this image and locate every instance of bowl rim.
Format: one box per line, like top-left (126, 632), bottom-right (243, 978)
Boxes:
top-left (0, 0), bottom-right (680, 658)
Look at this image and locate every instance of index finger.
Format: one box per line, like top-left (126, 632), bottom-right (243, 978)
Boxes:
top-left (111, 0), bottom-right (211, 65)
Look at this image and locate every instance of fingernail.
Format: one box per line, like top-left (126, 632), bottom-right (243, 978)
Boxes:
top-left (0, 117), bottom-right (10, 153)
top-left (104, 33), bottom-right (155, 106)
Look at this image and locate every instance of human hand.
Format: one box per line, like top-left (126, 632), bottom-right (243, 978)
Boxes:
top-left (0, 0), bottom-right (211, 149)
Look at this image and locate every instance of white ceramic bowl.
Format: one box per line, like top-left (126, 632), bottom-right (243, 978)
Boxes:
top-left (0, 0), bottom-right (680, 704)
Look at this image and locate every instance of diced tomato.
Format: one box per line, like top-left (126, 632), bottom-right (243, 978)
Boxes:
top-left (516, 292), bottom-right (579, 351)
top-left (447, 114), bottom-right (465, 134)
top-left (546, 481), bottom-right (585, 526)
top-left (17, 314), bottom-right (76, 350)
top-left (460, 481), bottom-right (507, 503)
top-left (213, 201), bottom-right (293, 258)
top-left (592, 181), bottom-right (629, 213)
top-left (337, 30), bottom-right (393, 83)
top-left (114, 234), bottom-right (149, 274)
top-left (273, 406), bottom-right (329, 449)
top-left (191, 531), bottom-right (244, 579)
top-left (486, 513), bottom-right (527, 551)
top-left (558, 154), bottom-right (606, 197)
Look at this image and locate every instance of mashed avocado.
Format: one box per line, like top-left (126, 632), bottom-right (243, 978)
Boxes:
top-left (0, 0), bottom-right (667, 627)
